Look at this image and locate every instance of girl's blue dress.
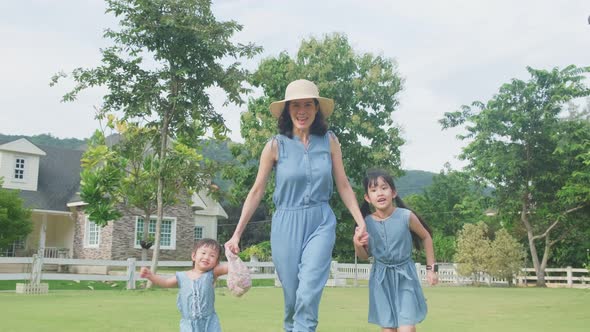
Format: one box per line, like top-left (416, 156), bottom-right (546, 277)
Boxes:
top-left (365, 207), bottom-right (427, 328)
top-left (175, 270), bottom-right (221, 332)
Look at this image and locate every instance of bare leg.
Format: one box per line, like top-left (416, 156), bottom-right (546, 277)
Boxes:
top-left (382, 328), bottom-right (397, 332)
top-left (398, 325), bottom-right (416, 332)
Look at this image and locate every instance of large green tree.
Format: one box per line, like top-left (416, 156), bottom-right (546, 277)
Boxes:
top-left (226, 33), bottom-right (405, 261)
top-left (52, 0), bottom-right (260, 279)
top-left (80, 118), bottom-right (212, 262)
top-left (441, 65), bottom-right (590, 286)
top-left (0, 178), bottom-right (32, 251)
top-left (404, 166), bottom-right (491, 262)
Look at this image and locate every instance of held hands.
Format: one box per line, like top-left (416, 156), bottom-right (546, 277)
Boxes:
top-left (225, 235), bottom-right (241, 255)
top-left (427, 270), bottom-right (438, 286)
top-left (353, 226), bottom-right (369, 247)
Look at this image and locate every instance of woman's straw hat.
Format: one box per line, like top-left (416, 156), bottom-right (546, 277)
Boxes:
top-left (269, 79), bottom-right (334, 119)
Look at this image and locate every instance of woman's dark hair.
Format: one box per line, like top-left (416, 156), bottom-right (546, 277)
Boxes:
top-left (361, 169), bottom-right (432, 250)
top-left (192, 238), bottom-right (222, 268)
top-left (278, 99), bottom-right (328, 138)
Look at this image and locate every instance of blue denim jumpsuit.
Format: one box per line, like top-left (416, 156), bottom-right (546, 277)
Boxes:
top-left (271, 132), bottom-right (337, 332)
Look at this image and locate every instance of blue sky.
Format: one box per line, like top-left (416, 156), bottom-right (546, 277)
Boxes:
top-left (1, 0), bottom-right (589, 172)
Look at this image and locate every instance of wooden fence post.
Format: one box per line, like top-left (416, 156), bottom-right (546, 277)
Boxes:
top-left (127, 258), bottom-right (136, 290)
top-left (566, 266), bottom-right (573, 288)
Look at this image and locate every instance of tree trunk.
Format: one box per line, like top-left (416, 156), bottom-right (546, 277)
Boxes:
top-left (147, 115), bottom-right (170, 289)
top-left (537, 236), bottom-right (552, 287)
top-left (521, 197), bottom-right (547, 287)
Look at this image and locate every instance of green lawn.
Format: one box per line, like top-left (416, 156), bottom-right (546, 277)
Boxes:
top-left (0, 287), bottom-right (588, 332)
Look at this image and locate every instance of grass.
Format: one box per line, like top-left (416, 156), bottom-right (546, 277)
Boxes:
top-left (0, 286), bottom-right (588, 331)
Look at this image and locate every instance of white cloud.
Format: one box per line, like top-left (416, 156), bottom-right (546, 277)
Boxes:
top-left (2, 0), bottom-right (589, 172)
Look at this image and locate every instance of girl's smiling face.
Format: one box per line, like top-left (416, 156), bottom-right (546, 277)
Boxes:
top-left (192, 245), bottom-right (220, 271)
top-left (365, 176), bottom-right (397, 212)
top-left (288, 98), bottom-right (318, 131)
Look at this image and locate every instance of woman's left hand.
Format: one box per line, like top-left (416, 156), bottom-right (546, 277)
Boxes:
top-left (353, 226), bottom-right (369, 246)
top-left (427, 270), bottom-right (438, 286)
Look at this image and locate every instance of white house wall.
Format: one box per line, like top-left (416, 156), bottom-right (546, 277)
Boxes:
top-left (0, 151), bottom-right (41, 191)
top-left (27, 213), bottom-right (75, 253)
top-left (194, 215), bottom-right (218, 240)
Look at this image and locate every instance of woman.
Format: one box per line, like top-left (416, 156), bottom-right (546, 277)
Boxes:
top-left (225, 79), bottom-right (367, 332)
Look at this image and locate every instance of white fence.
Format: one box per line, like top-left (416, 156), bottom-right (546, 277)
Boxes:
top-left (1, 257), bottom-right (588, 290)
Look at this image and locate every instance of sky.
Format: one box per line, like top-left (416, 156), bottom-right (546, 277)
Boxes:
top-left (1, 0), bottom-right (589, 172)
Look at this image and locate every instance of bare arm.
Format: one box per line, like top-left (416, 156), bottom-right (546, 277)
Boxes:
top-left (214, 264), bottom-right (228, 279)
top-left (409, 212), bottom-right (438, 285)
top-left (140, 267), bottom-right (178, 288)
top-left (226, 140), bottom-right (276, 253)
top-left (330, 134), bottom-right (366, 230)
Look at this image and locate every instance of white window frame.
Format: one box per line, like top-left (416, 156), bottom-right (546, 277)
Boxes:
top-left (84, 218), bottom-right (101, 248)
top-left (0, 237), bottom-right (26, 257)
top-left (194, 225), bottom-right (204, 241)
top-left (134, 216), bottom-right (177, 250)
top-left (14, 156), bottom-right (26, 180)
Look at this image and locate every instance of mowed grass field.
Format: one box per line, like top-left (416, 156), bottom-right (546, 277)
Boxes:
top-left (0, 286), bottom-right (588, 332)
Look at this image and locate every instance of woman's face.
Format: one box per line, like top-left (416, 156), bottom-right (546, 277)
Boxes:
top-left (288, 98), bottom-right (318, 131)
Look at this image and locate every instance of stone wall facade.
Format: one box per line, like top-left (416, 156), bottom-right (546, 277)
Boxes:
top-left (71, 208), bottom-right (113, 260)
top-left (110, 203), bottom-right (194, 261)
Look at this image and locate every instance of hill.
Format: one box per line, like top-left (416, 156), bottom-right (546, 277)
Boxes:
top-left (395, 170), bottom-right (436, 197)
top-left (0, 133), bottom-right (86, 150)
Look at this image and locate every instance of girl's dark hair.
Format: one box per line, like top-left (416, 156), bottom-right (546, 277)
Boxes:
top-left (192, 238), bottom-right (222, 268)
top-left (361, 169), bottom-right (432, 250)
top-left (278, 99), bottom-right (328, 138)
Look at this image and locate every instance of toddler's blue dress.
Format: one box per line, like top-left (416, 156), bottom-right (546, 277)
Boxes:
top-left (175, 270), bottom-right (221, 332)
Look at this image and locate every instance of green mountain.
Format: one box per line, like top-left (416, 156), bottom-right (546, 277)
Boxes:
top-left (395, 170), bottom-right (436, 197)
top-left (0, 133), bottom-right (86, 150)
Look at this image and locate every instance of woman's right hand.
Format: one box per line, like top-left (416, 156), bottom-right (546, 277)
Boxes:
top-left (140, 267), bottom-right (152, 279)
top-left (225, 235), bottom-right (241, 254)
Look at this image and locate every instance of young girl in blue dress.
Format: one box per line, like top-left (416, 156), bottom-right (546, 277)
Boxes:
top-left (140, 238), bottom-right (228, 332)
top-left (353, 169), bottom-right (438, 332)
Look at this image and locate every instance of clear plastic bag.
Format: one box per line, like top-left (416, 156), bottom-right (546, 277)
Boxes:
top-left (225, 248), bottom-right (252, 297)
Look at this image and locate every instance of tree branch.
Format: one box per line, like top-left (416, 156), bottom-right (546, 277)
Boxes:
top-left (532, 204), bottom-right (587, 241)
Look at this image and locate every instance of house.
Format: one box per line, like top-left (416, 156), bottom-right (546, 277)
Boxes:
top-left (0, 138), bottom-right (227, 265)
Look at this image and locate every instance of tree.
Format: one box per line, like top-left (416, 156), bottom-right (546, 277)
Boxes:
top-left (441, 65), bottom-right (590, 286)
top-left (454, 222), bottom-right (492, 284)
top-left (80, 118), bottom-right (212, 261)
top-left (403, 166), bottom-right (491, 262)
top-left (489, 229), bottom-right (526, 286)
top-left (52, 0), bottom-right (260, 282)
top-left (225, 33), bottom-right (405, 261)
top-left (0, 178), bottom-right (32, 251)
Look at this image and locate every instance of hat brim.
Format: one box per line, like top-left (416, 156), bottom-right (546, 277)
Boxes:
top-left (270, 96), bottom-right (334, 119)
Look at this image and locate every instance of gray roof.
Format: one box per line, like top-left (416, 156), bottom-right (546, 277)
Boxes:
top-left (0, 139), bottom-right (83, 212)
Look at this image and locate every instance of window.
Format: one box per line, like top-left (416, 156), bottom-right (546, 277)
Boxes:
top-left (0, 237), bottom-right (24, 257)
top-left (194, 226), bottom-right (204, 241)
top-left (84, 218), bottom-right (100, 248)
top-left (14, 158), bottom-right (25, 180)
top-left (135, 217), bottom-right (176, 250)
top-left (0, 246), bottom-right (14, 257)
